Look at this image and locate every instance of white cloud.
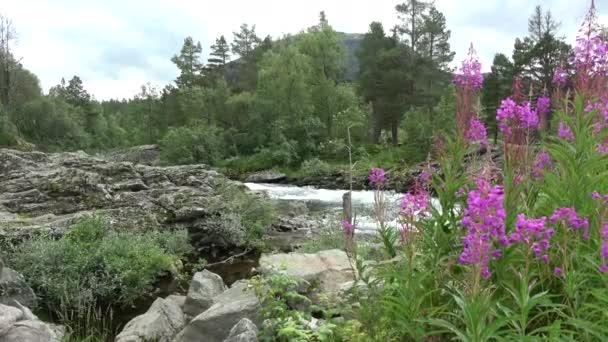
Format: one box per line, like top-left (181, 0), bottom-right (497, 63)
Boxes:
top-left (3, 0), bottom-right (606, 99)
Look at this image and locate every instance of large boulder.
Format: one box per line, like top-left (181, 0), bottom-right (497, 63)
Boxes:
top-left (115, 297), bottom-right (185, 342)
top-left (223, 318), bottom-right (258, 342)
top-left (258, 249), bottom-right (355, 295)
top-left (0, 267), bottom-right (37, 309)
top-left (106, 145), bottom-right (160, 165)
top-left (0, 303), bottom-right (63, 342)
top-left (174, 281), bottom-right (260, 342)
top-left (183, 270), bottom-right (226, 317)
top-left (245, 170), bottom-right (286, 183)
top-left (0, 148), bottom-right (256, 254)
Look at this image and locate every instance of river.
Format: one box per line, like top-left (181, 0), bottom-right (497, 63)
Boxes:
top-left (244, 183), bottom-right (407, 233)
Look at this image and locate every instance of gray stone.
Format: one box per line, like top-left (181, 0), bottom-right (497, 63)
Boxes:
top-left (106, 145), bottom-right (160, 165)
top-left (223, 318), bottom-right (258, 342)
top-left (258, 249), bottom-right (355, 295)
top-left (174, 282), bottom-right (260, 342)
top-left (166, 295), bottom-right (186, 310)
top-left (0, 303), bottom-right (63, 342)
top-left (115, 297), bottom-right (185, 342)
top-left (183, 270), bottom-right (226, 317)
top-left (0, 148), bottom-right (259, 255)
top-left (245, 170), bottom-right (287, 183)
top-left (0, 267), bottom-right (37, 309)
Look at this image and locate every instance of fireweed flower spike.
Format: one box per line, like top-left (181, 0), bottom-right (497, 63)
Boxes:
top-left (453, 44), bottom-right (484, 91)
top-left (496, 98), bottom-right (539, 140)
top-left (557, 122), bottom-right (575, 140)
top-left (465, 117), bottom-right (488, 146)
top-left (342, 220), bottom-right (354, 235)
top-left (369, 168), bottom-right (387, 188)
top-left (554, 267), bottom-right (564, 277)
top-left (601, 225), bottom-right (608, 273)
top-left (573, 0), bottom-right (608, 92)
top-left (553, 66), bottom-right (568, 87)
top-left (532, 151), bottom-right (552, 180)
top-left (454, 43), bottom-right (484, 138)
top-left (551, 207), bottom-right (590, 240)
top-left (460, 178), bottom-right (507, 279)
top-left (508, 214), bottom-right (553, 263)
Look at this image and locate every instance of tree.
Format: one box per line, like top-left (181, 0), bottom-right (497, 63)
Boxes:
top-left (419, 6), bottom-right (454, 70)
top-left (133, 82), bottom-right (161, 143)
top-left (298, 12), bottom-right (346, 136)
top-left (171, 37), bottom-right (204, 89)
top-left (528, 5), bottom-right (560, 43)
top-left (65, 76), bottom-right (91, 108)
top-left (513, 6), bottom-right (571, 92)
top-left (231, 24), bottom-right (261, 59)
top-left (208, 35), bottom-right (230, 68)
top-left (395, 0), bottom-right (430, 53)
top-left (9, 67), bottom-right (42, 109)
top-left (482, 53), bottom-right (514, 141)
top-left (0, 14), bottom-right (17, 109)
top-left (358, 22), bottom-right (410, 144)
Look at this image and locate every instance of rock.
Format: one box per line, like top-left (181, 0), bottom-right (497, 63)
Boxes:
top-left (258, 249), bottom-right (355, 295)
top-left (174, 281), bottom-right (260, 342)
top-left (223, 318), bottom-right (258, 342)
top-left (0, 303), bottom-right (63, 342)
top-left (115, 297), bottom-right (185, 342)
top-left (183, 270), bottom-right (226, 317)
top-left (106, 145), bottom-right (160, 165)
top-left (0, 148), bottom-right (258, 255)
top-left (166, 295), bottom-right (186, 310)
top-left (264, 216), bottom-right (318, 252)
top-left (0, 267), bottom-right (37, 309)
top-left (271, 216), bottom-right (318, 233)
top-left (245, 170), bottom-right (287, 183)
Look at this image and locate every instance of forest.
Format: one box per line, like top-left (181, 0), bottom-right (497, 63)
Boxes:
top-left (0, 2), bottom-right (581, 173)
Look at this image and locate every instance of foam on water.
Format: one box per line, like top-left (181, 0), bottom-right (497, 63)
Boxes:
top-left (244, 183), bottom-right (439, 232)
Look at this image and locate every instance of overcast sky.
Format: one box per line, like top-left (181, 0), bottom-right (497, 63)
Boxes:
top-left (4, 0), bottom-right (607, 100)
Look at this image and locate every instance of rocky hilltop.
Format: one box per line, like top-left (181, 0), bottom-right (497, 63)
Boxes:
top-left (0, 148), bottom-right (254, 256)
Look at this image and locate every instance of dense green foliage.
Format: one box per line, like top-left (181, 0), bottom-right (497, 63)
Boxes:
top-left (7, 216), bottom-right (191, 311)
top-left (0, 4), bottom-right (576, 178)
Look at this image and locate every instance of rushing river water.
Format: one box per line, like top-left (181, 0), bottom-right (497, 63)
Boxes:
top-left (244, 183), bottom-right (407, 233)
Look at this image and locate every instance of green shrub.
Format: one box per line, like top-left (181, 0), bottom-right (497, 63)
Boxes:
top-left (300, 157), bottom-right (333, 177)
top-left (8, 216), bottom-right (191, 311)
top-left (222, 140), bottom-right (298, 173)
top-left (160, 122), bottom-right (226, 165)
top-left (251, 273), bottom-right (337, 342)
top-left (216, 182), bottom-right (276, 247)
top-left (0, 109), bottom-right (19, 147)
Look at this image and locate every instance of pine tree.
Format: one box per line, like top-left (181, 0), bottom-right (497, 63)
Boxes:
top-left (513, 6), bottom-right (571, 92)
top-left (65, 76), bottom-right (91, 108)
top-left (231, 24), bottom-right (261, 59)
top-left (171, 37), bottom-right (204, 89)
top-left (419, 6), bottom-right (454, 70)
top-left (208, 35), bottom-right (230, 67)
top-left (395, 0), bottom-right (430, 53)
top-left (358, 22), bottom-right (410, 144)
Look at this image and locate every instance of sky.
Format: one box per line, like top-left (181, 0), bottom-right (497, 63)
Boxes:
top-left (3, 0), bottom-right (608, 100)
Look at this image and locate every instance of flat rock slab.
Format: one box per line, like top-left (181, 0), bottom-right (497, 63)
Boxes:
top-left (258, 249), bottom-right (355, 294)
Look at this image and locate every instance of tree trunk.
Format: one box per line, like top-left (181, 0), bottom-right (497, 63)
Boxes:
top-left (391, 119), bottom-right (399, 145)
top-left (371, 103), bottom-right (382, 144)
